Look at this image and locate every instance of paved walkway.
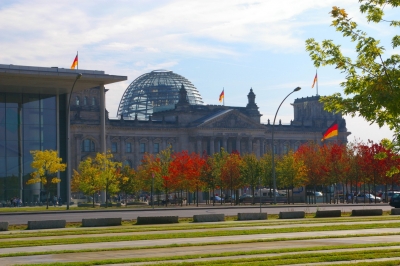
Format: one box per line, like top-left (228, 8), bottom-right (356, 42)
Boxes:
top-left (1, 226), bottom-right (400, 265)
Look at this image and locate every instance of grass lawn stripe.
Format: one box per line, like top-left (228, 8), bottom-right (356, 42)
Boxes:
top-left (2, 222), bottom-right (400, 248)
top-left (1, 241), bottom-right (400, 259)
top-left (16, 247), bottom-right (400, 265)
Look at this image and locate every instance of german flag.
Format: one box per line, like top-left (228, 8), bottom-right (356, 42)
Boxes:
top-left (70, 54), bottom-right (78, 69)
top-left (219, 89), bottom-right (224, 102)
top-left (321, 120), bottom-right (338, 141)
top-left (312, 72), bottom-right (317, 88)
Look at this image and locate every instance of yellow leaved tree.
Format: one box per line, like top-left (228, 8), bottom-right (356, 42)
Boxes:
top-left (27, 150), bottom-right (66, 209)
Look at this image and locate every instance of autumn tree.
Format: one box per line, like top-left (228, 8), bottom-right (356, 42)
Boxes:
top-left (259, 153), bottom-right (273, 193)
top-left (221, 151), bottom-right (243, 205)
top-left (241, 153), bottom-right (261, 204)
top-left (27, 150), bottom-right (66, 209)
top-left (276, 150), bottom-right (307, 204)
top-left (295, 142), bottom-right (328, 203)
top-left (72, 152), bottom-right (121, 207)
top-left (118, 165), bottom-right (143, 206)
top-left (306, 1), bottom-right (400, 147)
top-left (210, 149), bottom-right (228, 205)
top-left (96, 152), bottom-right (122, 206)
top-left (72, 157), bottom-right (102, 207)
top-left (138, 153), bottom-right (161, 205)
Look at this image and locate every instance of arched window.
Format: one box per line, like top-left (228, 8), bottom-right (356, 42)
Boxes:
top-left (92, 97), bottom-right (96, 106)
top-left (123, 160), bottom-right (132, 168)
top-left (83, 96), bottom-right (88, 105)
top-left (82, 139), bottom-right (95, 152)
top-left (75, 96), bottom-right (80, 106)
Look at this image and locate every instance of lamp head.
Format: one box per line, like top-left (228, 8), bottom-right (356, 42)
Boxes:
top-left (76, 73), bottom-right (82, 79)
top-left (294, 87), bottom-right (301, 92)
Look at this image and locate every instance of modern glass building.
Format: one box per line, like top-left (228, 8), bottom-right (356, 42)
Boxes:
top-left (117, 70), bottom-right (203, 120)
top-left (0, 64), bottom-right (126, 205)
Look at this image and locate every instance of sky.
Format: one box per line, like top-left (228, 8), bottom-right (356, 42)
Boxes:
top-left (0, 0), bottom-right (397, 144)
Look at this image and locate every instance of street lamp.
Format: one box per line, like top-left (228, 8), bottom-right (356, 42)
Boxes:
top-left (271, 87), bottom-right (301, 204)
top-left (66, 73), bottom-right (82, 210)
top-left (151, 173), bottom-right (154, 209)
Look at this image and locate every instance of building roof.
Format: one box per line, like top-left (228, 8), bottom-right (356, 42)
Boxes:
top-left (0, 64), bottom-right (127, 94)
top-left (117, 70), bottom-right (203, 120)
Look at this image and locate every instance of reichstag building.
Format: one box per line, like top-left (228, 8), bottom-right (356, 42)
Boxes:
top-left (70, 69), bottom-right (350, 171)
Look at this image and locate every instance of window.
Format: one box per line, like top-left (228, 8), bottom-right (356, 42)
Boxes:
top-left (111, 142), bottom-right (118, 153)
top-left (83, 96), bottom-right (87, 105)
top-left (283, 145), bottom-right (289, 154)
top-left (140, 143), bottom-right (146, 153)
top-left (123, 160), bottom-right (132, 168)
top-left (92, 97), bottom-right (96, 106)
top-left (153, 143), bottom-right (159, 153)
top-left (126, 142), bottom-right (132, 153)
top-left (82, 139), bottom-right (95, 152)
top-left (75, 96), bottom-right (80, 106)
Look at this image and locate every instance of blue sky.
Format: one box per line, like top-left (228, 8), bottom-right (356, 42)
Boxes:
top-left (0, 0), bottom-right (397, 144)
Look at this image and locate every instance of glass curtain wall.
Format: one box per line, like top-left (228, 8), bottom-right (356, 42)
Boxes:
top-left (0, 93), bottom-right (59, 205)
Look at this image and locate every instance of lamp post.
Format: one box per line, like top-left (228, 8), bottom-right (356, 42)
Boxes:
top-left (66, 73), bottom-right (82, 210)
top-left (151, 173), bottom-right (154, 209)
top-left (271, 87), bottom-right (301, 204)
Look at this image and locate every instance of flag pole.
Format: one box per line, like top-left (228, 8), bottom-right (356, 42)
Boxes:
top-left (77, 51), bottom-right (79, 70)
top-left (316, 69), bottom-right (318, 96)
top-left (223, 87), bottom-right (225, 106)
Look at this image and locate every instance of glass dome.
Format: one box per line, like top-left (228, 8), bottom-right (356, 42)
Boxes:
top-left (117, 70), bottom-right (203, 120)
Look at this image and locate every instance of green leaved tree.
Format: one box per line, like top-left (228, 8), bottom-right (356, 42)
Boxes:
top-left (305, 1), bottom-right (400, 147)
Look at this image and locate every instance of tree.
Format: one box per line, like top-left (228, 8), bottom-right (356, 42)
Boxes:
top-left (241, 153), bottom-right (261, 204)
top-left (72, 157), bottom-right (102, 208)
top-left (276, 150), bottom-right (307, 204)
top-left (118, 165), bottom-right (143, 207)
top-left (96, 152), bottom-right (122, 206)
top-left (27, 150), bottom-right (66, 209)
top-left (305, 1), bottom-right (400, 146)
top-left (221, 152), bottom-right (243, 205)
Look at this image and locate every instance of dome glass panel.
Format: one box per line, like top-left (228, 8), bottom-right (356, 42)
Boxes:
top-left (117, 70), bottom-right (203, 120)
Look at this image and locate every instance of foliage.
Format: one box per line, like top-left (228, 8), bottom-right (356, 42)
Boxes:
top-left (276, 150), bottom-right (307, 190)
top-left (221, 151), bottom-right (243, 204)
top-left (72, 152), bottom-right (121, 207)
top-left (72, 157), bottom-right (102, 207)
top-left (27, 150), bottom-right (66, 209)
top-left (118, 165), bottom-right (143, 206)
top-left (241, 153), bottom-right (261, 203)
top-left (305, 1), bottom-right (400, 147)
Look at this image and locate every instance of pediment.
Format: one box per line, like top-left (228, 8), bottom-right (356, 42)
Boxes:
top-left (198, 110), bottom-right (264, 130)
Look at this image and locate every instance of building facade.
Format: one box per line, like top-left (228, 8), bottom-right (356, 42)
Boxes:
top-left (0, 64), bottom-right (126, 204)
top-left (70, 70), bottom-right (350, 172)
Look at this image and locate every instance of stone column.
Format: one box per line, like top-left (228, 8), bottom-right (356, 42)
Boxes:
top-left (99, 85), bottom-right (106, 203)
top-left (196, 137), bottom-right (202, 154)
top-left (120, 137), bottom-right (125, 159)
top-left (210, 137), bottom-right (215, 155)
top-left (134, 137), bottom-right (140, 168)
top-left (255, 139), bottom-right (261, 158)
top-left (248, 137), bottom-right (253, 154)
top-left (236, 137), bottom-right (241, 155)
top-left (148, 137), bottom-right (153, 154)
top-left (75, 134), bottom-right (82, 168)
top-left (222, 137), bottom-right (228, 151)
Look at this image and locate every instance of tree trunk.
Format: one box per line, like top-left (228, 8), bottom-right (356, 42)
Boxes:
top-left (46, 191), bottom-right (50, 209)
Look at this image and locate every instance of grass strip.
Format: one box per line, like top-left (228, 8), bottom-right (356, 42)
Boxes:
top-left (17, 246), bottom-right (400, 265)
top-left (2, 221), bottom-right (400, 248)
top-left (2, 239), bottom-right (400, 259)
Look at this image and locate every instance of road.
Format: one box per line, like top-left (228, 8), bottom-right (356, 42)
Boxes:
top-left (0, 203), bottom-right (393, 225)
